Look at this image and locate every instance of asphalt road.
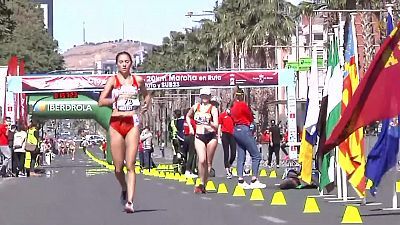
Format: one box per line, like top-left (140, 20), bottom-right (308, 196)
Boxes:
top-left (0, 146), bottom-right (399, 225)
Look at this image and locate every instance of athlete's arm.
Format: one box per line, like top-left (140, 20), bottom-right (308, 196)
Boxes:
top-left (210, 106), bottom-right (219, 131)
top-left (136, 76), bottom-right (151, 113)
top-left (98, 76), bottom-right (115, 106)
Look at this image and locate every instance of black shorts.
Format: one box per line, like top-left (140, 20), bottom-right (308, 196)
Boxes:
top-left (195, 132), bottom-right (217, 145)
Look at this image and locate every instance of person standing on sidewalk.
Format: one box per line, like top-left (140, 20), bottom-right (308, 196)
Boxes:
top-left (13, 122), bottom-right (27, 177)
top-left (182, 107), bottom-right (197, 178)
top-left (0, 117), bottom-right (11, 177)
top-left (26, 123), bottom-right (40, 177)
top-left (268, 120), bottom-right (282, 168)
top-left (230, 87), bottom-right (266, 189)
top-left (140, 127), bottom-right (155, 169)
top-left (218, 107), bottom-right (236, 179)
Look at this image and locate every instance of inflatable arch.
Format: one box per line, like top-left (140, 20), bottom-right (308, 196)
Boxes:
top-left (28, 93), bottom-right (113, 163)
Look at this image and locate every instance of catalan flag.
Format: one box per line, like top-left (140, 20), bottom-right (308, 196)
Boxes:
top-left (337, 15), bottom-right (366, 197)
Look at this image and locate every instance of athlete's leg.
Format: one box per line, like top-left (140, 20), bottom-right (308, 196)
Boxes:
top-left (109, 126), bottom-right (127, 192)
top-left (206, 138), bottom-right (218, 174)
top-left (124, 126), bottom-right (140, 203)
top-left (195, 138), bottom-right (208, 185)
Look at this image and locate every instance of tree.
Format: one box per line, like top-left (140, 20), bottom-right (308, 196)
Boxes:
top-left (0, 1), bottom-right (15, 41)
top-left (0, 0), bottom-right (64, 72)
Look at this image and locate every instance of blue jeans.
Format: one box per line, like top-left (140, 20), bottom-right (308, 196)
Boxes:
top-left (233, 125), bottom-right (261, 178)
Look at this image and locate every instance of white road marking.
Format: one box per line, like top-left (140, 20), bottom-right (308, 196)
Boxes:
top-left (253, 203), bottom-right (264, 207)
top-left (181, 191), bottom-right (189, 195)
top-left (225, 203), bottom-right (240, 208)
top-left (200, 196), bottom-right (212, 200)
top-left (260, 216), bottom-right (287, 224)
top-left (168, 186), bottom-right (176, 190)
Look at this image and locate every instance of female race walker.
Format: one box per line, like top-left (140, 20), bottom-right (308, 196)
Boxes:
top-left (186, 87), bottom-right (219, 193)
top-left (98, 51), bottom-right (151, 213)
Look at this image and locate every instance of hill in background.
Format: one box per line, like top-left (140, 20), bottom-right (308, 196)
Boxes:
top-left (62, 40), bottom-right (155, 69)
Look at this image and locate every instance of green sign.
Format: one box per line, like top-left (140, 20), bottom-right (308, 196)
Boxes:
top-left (285, 56), bottom-right (324, 71)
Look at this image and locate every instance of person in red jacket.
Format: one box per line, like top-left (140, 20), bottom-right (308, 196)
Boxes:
top-left (218, 107), bottom-right (236, 179)
top-left (230, 87), bottom-right (266, 189)
top-left (182, 108), bottom-right (197, 177)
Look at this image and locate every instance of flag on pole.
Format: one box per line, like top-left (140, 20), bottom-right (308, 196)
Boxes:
top-left (365, 8), bottom-right (399, 196)
top-left (299, 47), bottom-right (320, 184)
top-left (317, 39), bottom-right (337, 192)
top-left (324, 22), bottom-right (400, 150)
top-left (366, 118), bottom-right (400, 196)
top-left (18, 59), bottom-right (27, 128)
top-left (337, 16), bottom-right (366, 197)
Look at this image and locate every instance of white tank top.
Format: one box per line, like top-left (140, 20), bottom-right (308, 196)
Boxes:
top-left (111, 75), bottom-right (140, 111)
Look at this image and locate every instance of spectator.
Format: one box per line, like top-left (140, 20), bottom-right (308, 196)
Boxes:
top-left (268, 120), bottom-right (282, 168)
top-left (25, 123), bottom-right (40, 177)
top-left (140, 127), bottom-right (155, 169)
top-left (13, 123), bottom-right (27, 177)
top-left (0, 117), bottom-right (11, 177)
top-left (8, 125), bottom-right (16, 175)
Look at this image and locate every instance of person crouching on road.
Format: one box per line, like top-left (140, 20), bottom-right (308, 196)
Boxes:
top-left (230, 87), bottom-right (266, 189)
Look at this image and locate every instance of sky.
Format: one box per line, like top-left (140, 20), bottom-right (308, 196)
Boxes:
top-left (54, 0), bottom-right (218, 52)
top-left (54, 0), bottom-right (302, 53)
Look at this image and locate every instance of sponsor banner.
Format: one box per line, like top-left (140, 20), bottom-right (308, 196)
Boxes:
top-left (20, 71), bottom-right (279, 93)
top-left (32, 101), bottom-right (94, 112)
top-left (19, 93), bottom-right (27, 126)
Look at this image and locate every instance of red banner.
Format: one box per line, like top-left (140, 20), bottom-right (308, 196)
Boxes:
top-left (20, 71), bottom-right (279, 93)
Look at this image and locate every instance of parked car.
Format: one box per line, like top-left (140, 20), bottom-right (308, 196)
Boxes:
top-left (85, 135), bottom-right (105, 145)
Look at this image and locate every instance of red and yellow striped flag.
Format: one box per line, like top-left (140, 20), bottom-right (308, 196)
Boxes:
top-left (338, 16), bottom-right (366, 197)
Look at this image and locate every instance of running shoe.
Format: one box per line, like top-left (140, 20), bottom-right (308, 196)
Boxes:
top-left (244, 169), bottom-right (251, 177)
top-left (124, 202), bottom-right (134, 213)
top-left (248, 180), bottom-right (267, 189)
top-left (194, 184), bottom-right (206, 194)
top-left (226, 172), bottom-right (233, 179)
top-left (238, 181), bottom-right (251, 189)
top-left (120, 191), bottom-right (127, 205)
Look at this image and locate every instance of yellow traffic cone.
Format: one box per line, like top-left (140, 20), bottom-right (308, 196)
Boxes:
top-left (134, 166), bottom-right (140, 174)
top-left (341, 205), bottom-right (363, 224)
top-left (303, 197), bottom-right (320, 213)
top-left (135, 161), bottom-right (140, 166)
top-left (195, 178), bottom-right (201, 186)
top-left (179, 174), bottom-right (187, 183)
top-left (165, 172), bottom-right (171, 179)
top-left (217, 183), bottom-right (228, 194)
top-left (259, 169), bottom-right (268, 177)
top-left (366, 179), bottom-right (373, 190)
top-left (232, 185), bottom-right (246, 197)
top-left (396, 181), bottom-right (400, 193)
top-left (250, 188), bottom-right (265, 201)
top-left (232, 167), bottom-right (238, 176)
top-left (206, 180), bottom-right (217, 192)
top-left (174, 173), bottom-right (180, 180)
top-left (269, 170), bottom-right (277, 178)
top-left (271, 191), bottom-right (287, 205)
top-left (159, 171), bottom-right (165, 178)
top-left (186, 178), bottom-right (195, 185)
top-left (153, 170), bottom-right (159, 177)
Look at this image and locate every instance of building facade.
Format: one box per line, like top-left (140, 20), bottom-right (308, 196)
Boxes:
top-left (32, 0), bottom-right (53, 36)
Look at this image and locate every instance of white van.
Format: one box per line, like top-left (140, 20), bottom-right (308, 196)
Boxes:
top-left (85, 135), bottom-right (105, 145)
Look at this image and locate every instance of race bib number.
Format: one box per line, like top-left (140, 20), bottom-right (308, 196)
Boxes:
top-left (116, 95), bottom-right (140, 111)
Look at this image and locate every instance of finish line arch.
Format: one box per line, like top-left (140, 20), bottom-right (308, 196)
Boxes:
top-left (6, 69), bottom-right (298, 164)
top-left (28, 93), bottom-right (113, 163)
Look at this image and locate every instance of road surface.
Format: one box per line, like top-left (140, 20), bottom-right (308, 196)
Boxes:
top-left (0, 146), bottom-right (399, 225)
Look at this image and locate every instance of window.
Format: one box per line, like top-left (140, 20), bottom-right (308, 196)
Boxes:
top-left (314, 34), bottom-right (323, 41)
